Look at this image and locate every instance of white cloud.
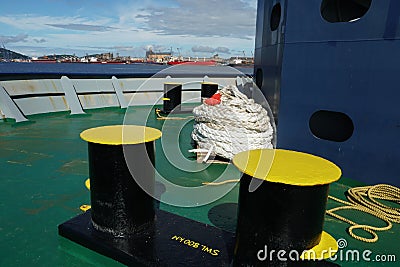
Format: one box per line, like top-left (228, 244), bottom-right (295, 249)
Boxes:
top-left (128, 0), bottom-right (257, 39)
top-left (0, 34), bottom-right (29, 44)
top-left (33, 38), bottom-right (47, 43)
top-left (0, 14), bottom-right (113, 32)
top-left (215, 47), bottom-right (231, 54)
top-left (1, 0), bottom-right (258, 57)
top-left (192, 45), bottom-right (230, 54)
top-left (46, 23), bottom-right (117, 32)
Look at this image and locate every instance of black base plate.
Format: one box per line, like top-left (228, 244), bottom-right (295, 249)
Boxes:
top-left (58, 210), bottom-right (235, 266)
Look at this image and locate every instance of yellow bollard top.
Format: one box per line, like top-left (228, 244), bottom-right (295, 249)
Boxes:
top-left (80, 125), bottom-right (162, 145)
top-left (232, 149), bottom-right (341, 186)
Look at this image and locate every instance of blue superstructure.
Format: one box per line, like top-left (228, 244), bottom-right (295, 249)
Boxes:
top-left (254, 0), bottom-right (400, 186)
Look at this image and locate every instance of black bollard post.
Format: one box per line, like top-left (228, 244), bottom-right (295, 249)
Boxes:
top-left (80, 125), bottom-right (162, 236)
top-left (232, 149), bottom-right (341, 266)
top-left (163, 82), bottom-right (182, 114)
top-left (201, 82), bottom-right (219, 100)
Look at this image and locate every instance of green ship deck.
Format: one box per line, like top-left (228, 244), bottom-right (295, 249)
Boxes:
top-left (0, 107), bottom-right (398, 266)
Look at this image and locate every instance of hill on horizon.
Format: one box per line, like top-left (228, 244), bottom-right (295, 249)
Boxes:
top-left (0, 48), bottom-right (30, 60)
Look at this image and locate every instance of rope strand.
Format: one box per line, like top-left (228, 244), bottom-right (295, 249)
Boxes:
top-left (155, 108), bottom-right (193, 120)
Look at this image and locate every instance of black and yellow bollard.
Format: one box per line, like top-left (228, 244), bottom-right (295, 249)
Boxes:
top-left (201, 82), bottom-right (219, 100)
top-left (80, 125), bottom-right (162, 236)
top-left (163, 82), bottom-right (182, 114)
top-left (58, 124), bottom-right (238, 266)
top-left (232, 149), bottom-right (341, 266)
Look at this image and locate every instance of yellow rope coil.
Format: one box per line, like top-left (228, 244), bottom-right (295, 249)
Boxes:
top-left (327, 184), bottom-right (400, 243)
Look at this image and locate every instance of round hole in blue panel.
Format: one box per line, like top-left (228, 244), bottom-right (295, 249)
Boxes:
top-left (309, 110), bottom-right (354, 142)
top-left (321, 0), bottom-right (372, 23)
top-left (270, 3), bottom-right (282, 31)
top-left (255, 68), bottom-right (263, 89)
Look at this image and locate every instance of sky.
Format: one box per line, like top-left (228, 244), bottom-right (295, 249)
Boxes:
top-left (0, 0), bottom-right (258, 58)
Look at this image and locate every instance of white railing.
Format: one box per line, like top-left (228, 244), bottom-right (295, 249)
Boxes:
top-left (0, 75), bottom-right (241, 121)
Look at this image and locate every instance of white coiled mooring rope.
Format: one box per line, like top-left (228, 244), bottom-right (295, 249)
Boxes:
top-left (191, 84), bottom-right (274, 160)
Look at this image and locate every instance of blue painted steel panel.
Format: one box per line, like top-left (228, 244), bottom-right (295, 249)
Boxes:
top-left (285, 0), bottom-right (400, 43)
top-left (255, 0), bottom-right (400, 186)
top-left (277, 40), bottom-right (400, 185)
